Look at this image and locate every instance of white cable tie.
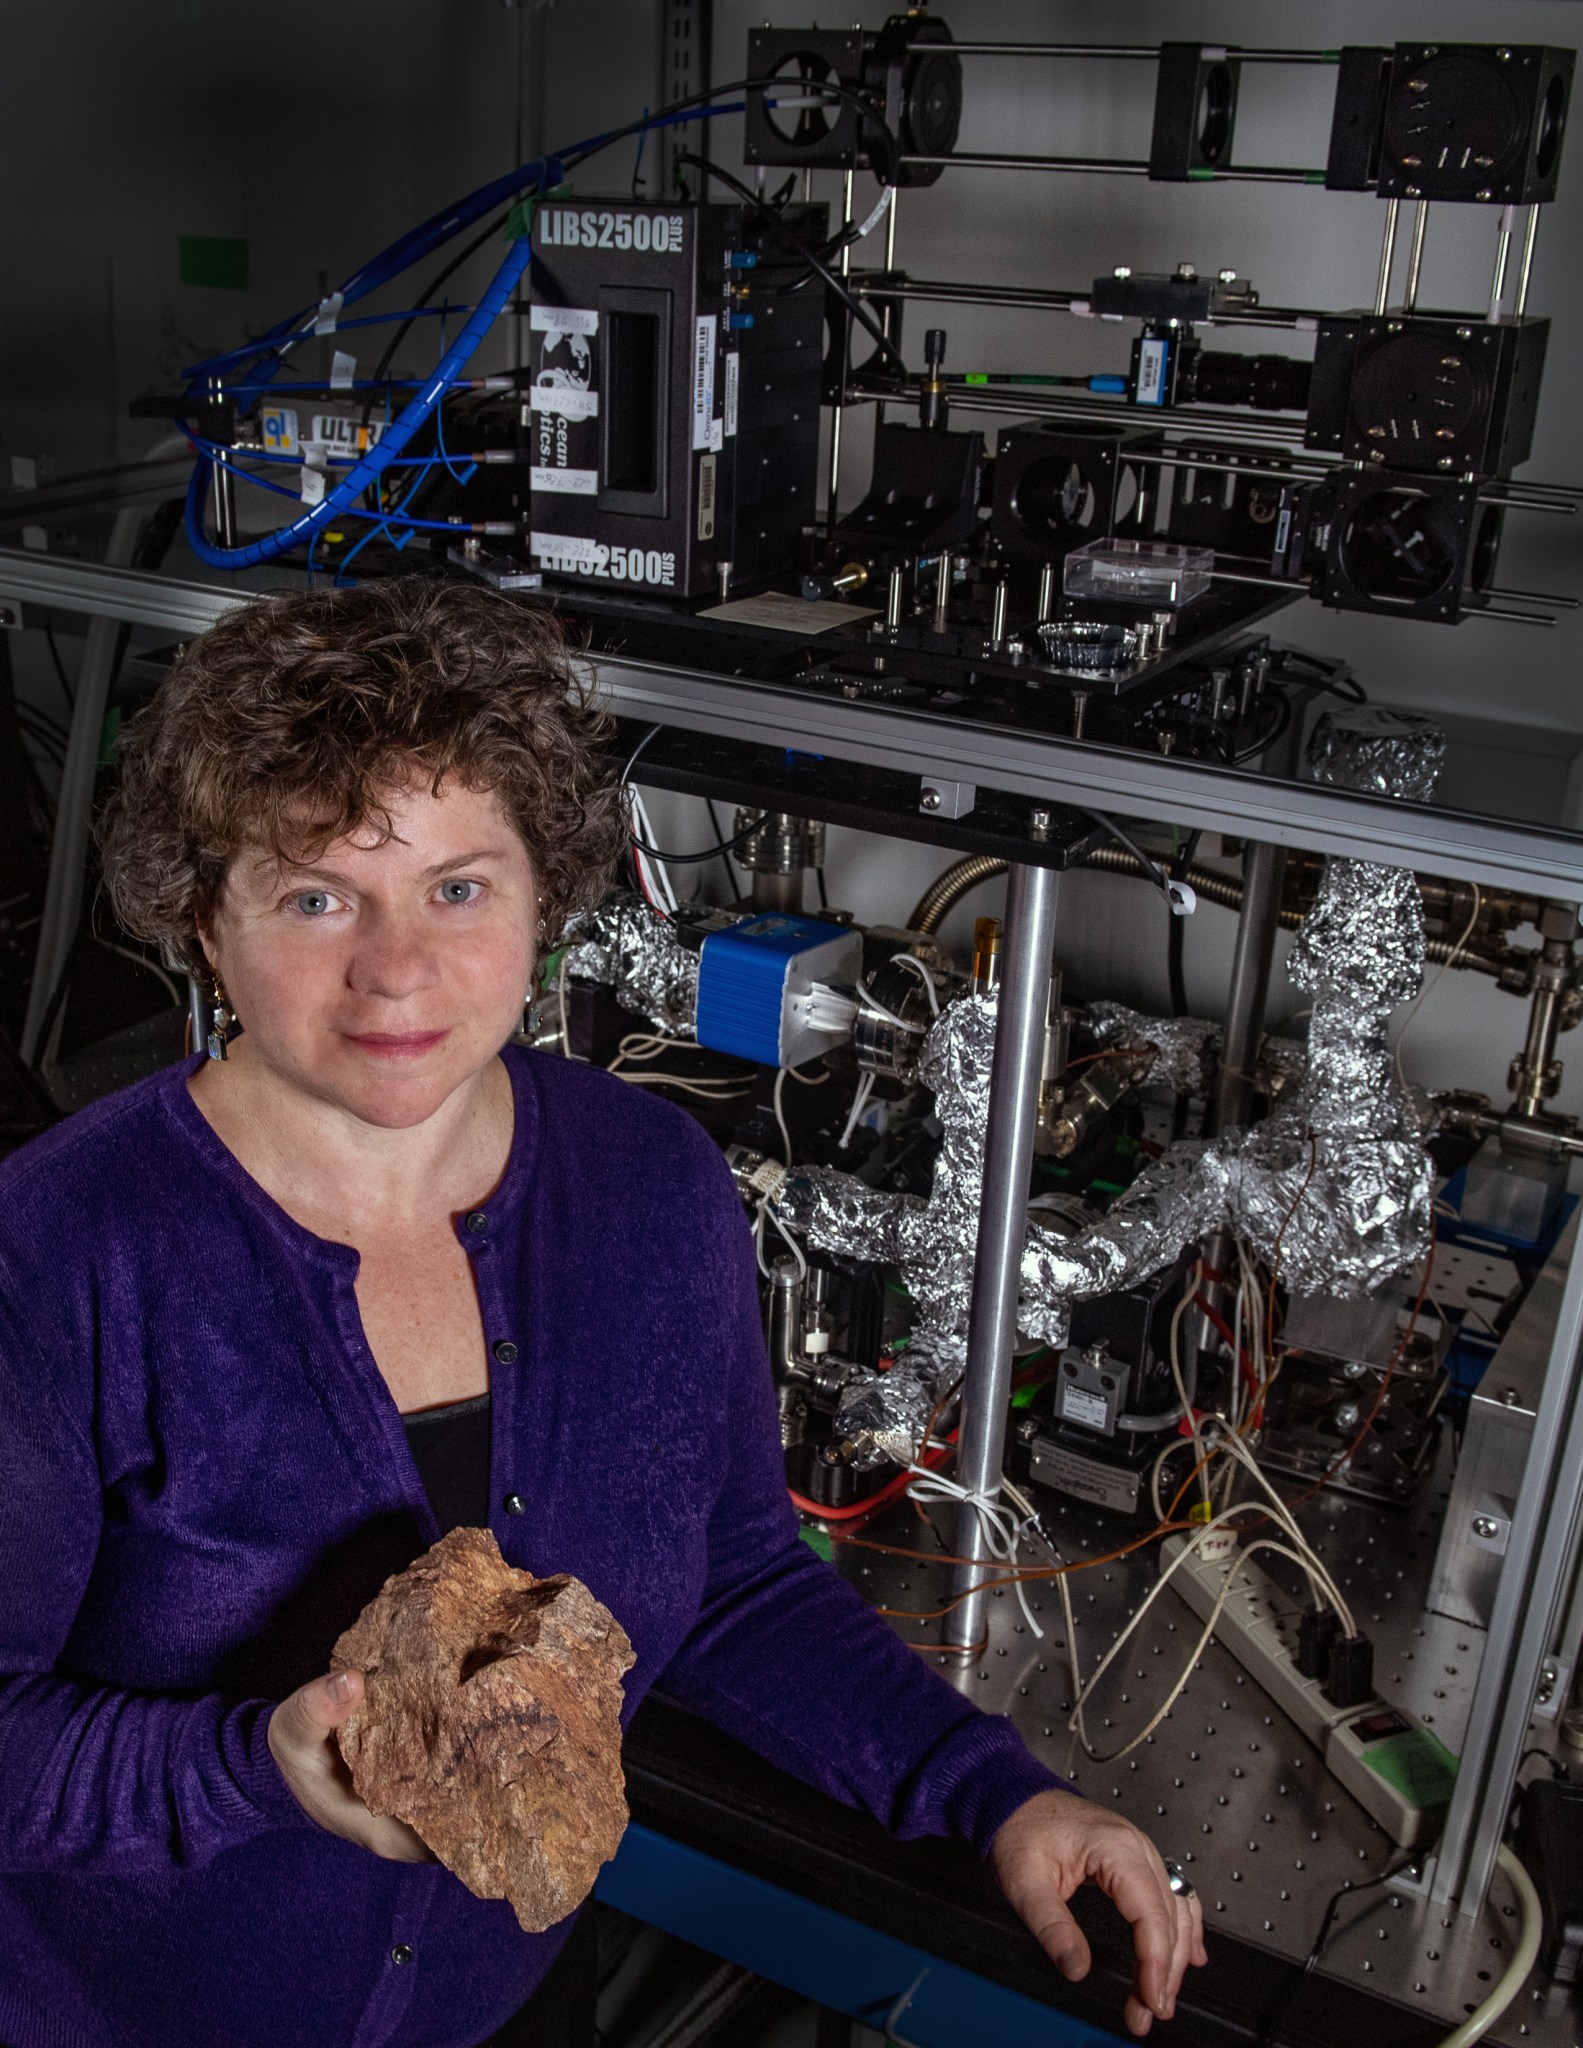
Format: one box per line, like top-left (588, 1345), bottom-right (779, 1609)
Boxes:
top-left (1168, 878), bottom-right (1197, 917)
top-left (905, 1467), bottom-right (1045, 1638)
top-left (313, 292), bottom-right (344, 336)
top-left (852, 187), bottom-right (894, 243)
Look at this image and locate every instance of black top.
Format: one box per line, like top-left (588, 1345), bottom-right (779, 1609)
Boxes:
top-left (402, 1392), bottom-right (493, 1535)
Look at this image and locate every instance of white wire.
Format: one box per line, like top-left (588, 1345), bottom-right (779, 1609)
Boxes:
top-left (1396, 881), bottom-right (1482, 1086)
top-left (773, 1067), bottom-right (794, 1169)
top-left (857, 980), bottom-right (914, 1031)
top-left (627, 790), bottom-right (680, 915)
top-left (905, 1467), bottom-right (1045, 1639)
top-left (1065, 1518), bottom-right (1351, 1765)
top-left (888, 952), bottom-right (941, 1016)
top-left (1433, 1844), bottom-right (1540, 2048)
top-left (754, 1197), bottom-right (807, 1282)
top-left (838, 1069), bottom-right (877, 1150)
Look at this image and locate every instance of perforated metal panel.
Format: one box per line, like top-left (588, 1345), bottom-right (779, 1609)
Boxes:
top-left (832, 1432), bottom-right (1575, 2047)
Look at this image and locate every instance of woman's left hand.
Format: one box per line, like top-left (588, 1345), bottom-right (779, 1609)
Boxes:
top-left (991, 1788), bottom-right (1208, 2036)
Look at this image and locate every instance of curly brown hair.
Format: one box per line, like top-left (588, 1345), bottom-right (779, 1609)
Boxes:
top-left (99, 576), bottom-right (624, 974)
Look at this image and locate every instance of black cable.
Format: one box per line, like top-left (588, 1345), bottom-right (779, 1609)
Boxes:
top-left (1078, 808), bottom-right (1177, 910)
top-left (673, 152), bottom-right (908, 377)
top-left (1166, 830), bottom-right (1201, 1019)
top-left (1232, 685), bottom-right (1295, 765)
top-left (1256, 1858), bottom-right (1416, 2048)
top-left (815, 865), bottom-right (829, 910)
top-left (705, 798), bottom-right (740, 892)
top-left (633, 815), bottom-right (767, 866)
top-left (41, 621), bottom-right (74, 711)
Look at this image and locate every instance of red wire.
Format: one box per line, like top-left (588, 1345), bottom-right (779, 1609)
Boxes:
top-left (788, 1437), bottom-right (952, 1524)
top-left (1193, 1290), bottom-right (1263, 1411)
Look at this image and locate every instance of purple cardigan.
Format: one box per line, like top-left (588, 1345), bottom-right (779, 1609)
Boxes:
top-left (0, 1047), bottom-right (1065, 2048)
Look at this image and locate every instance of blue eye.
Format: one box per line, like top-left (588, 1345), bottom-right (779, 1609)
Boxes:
top-left (439, 878), bottom-right (481, 905)
top-left (293, 890), bottom-right (334, 916)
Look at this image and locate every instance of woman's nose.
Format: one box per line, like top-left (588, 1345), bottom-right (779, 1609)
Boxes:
top-left (345, 914), bottom-right (441, 1000)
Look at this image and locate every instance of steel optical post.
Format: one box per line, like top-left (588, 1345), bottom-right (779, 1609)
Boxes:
top-left (944, 862), bottom-right (1062, 1653)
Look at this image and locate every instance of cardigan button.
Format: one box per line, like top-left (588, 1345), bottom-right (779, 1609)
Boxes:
top-left (503, 1493), bottom-right (526, 1516)
top-left (492, 1340), bottom-right (519, 1364)
top-left (464, 1210), bottom-right (489, 1235)
top-left (390, 1944), bottom-right (414, 1966)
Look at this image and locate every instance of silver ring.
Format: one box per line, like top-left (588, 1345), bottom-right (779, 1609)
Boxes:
top-left (1162, 1858), bottom-right (1196, 1902)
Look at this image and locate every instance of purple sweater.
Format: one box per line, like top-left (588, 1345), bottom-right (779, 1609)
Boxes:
top-left (0, 1047), bottom-right (1064, 2048)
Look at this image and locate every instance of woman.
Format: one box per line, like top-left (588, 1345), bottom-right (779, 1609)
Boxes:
top-left (0, 578), bottom-right (1204, 2048)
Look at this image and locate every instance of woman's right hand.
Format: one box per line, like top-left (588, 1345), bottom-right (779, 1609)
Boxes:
top-left (267, 1668), bottom-right (433, 1862)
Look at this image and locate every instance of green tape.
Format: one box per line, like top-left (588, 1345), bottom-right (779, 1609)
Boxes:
top-left (1360, 1727), bottom-right (1459, 1808)
top-left (178, 235), bottom-right (249, 290)
top-left (97, 706), bottom-right (121, 768)
top-left (504, 181), bottom-right (573, 242)
top-left (800, 1525), bottom-right (834, 1562)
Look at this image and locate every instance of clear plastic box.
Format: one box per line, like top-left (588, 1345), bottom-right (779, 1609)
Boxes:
top-left (1062, 538), bottom-right (1214, 609)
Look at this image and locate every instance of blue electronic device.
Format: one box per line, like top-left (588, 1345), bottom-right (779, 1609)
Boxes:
top-left (695, 914), bottom-right (863, 1069)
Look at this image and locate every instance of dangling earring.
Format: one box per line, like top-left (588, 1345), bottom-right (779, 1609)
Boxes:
top-left (207, 976), bottom-right (233, 1062)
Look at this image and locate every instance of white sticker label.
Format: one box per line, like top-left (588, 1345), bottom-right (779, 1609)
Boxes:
top-left (528, 385), bottom-right (599, 420)
top-left (329, 350), bottom-right (356, 391)
top-left (724, 352), bottom-right (739, 438)
top-left (313, 292), bottom-right (343, 335)
top-left (530, 304), bottom-right (599, 336)
top-left (708, 416), bottom-right (723, 453)
top-left (536, 209), bottom-right (685, 254)
top-left (530, 466), bottom-right (599, 495)
top-left (1060, 1384), bottom-right (1110, 1431)
top-left (698, 450), bottom-right (716, 541)
top-left (259, 406), bottom-right (299, 456)
top-left (311, 413), bottom-right (384, 455)
top-left (530, 531), bottom-right (678, 587)
top-left (299, 459), bottom-right (327, 506)
top-left (692, 315), bottom-right (717, 452)
top-left (1136, 335), bottom-right (1170, 406)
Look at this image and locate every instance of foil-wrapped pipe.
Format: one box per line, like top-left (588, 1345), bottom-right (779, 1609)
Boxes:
top-left (560, 892), bottom-right (700, 1037)
top-left (1086, 1001), bottom-right (1223, 1096)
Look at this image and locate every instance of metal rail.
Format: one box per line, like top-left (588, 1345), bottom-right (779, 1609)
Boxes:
top-left (5, 551), bottom-right (1583, 898)
top-left (945, 862), bottom-right (1062, 1651)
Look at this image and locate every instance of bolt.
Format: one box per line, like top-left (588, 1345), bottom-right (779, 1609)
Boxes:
top-left (1017, 1417), bottom-right (1039, 1443)
top-left (1334, 1401), bottom-right (1362, 1433)
top-left (920, 786), bottom-right (941, 811)
top-left (1387, 320), bottom-right (1403, 333)
top-left (1437, 457), bottom-right (1455, 469)
top-left (1474, 155), bottom-right (1494, 169)
top-left (1029, 806), bottom-right (1052, 840)
top-left (1175, 262), bottom-right (1198, 281)
top-left (1218, 268), bottom-right (1237, 285)
top-left (1113, 265), bottom-right (1132, 279)
top-left (1441, 355), bottom-right (1463, 368)
top-left (1456, 327), bottom-right (1473, 339)
top-left (1406, 77), bottom-right (1428, 92)
top-left (1405, 185), bottom-right (1422, 198)
top-left (1400, 155), bottom-right (1422, 168)
top-left (1472, 1515), bottom-right (1501, 1539)
top-left (1476, 189), bottom-right (1492, 202)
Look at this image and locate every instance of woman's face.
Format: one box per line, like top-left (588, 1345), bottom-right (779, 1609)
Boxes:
top-left (202, 776), bottom-right (539, 1130)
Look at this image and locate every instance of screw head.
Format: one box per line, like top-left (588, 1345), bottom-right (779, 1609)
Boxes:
top-left (1472, 1515), bottom-right (1500, 1538)
top-left (920, 786), bottom-right (941, 811)
top-left (1113, 265), bottom-right (1132, 279)
top-left (1218, 268), bottom-right (1237, 285)
top-left (1476, 189), bottom-right (1492, 202)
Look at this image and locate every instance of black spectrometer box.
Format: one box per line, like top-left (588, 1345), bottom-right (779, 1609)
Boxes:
top-left (526, 200), bottom-right (826, 600)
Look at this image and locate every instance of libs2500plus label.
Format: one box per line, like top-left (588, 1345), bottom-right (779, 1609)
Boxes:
top-left (530, 532), bottom-right (678, 588)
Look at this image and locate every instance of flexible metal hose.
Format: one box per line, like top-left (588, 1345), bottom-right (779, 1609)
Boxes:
top-left (907, 851), bottom-right (1504, 977)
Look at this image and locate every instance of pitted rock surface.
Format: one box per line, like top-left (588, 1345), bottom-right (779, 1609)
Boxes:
top-left (332, 1527), bottom-right (634, 1931)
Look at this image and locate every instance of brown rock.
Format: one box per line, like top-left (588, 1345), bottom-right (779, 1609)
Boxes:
top-left (332, 1527), bottom-right (635, 1931)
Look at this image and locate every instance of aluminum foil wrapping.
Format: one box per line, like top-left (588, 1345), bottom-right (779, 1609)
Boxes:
top-left (561, 893), bottom-right (699, 1037)
top-left (1307, 705), bottom-right (1446, 804)
top-left (1019, 1143), bottom-right (1228, 1347)
top-left (775, 994), bottom-right (1000, 1465)
top-left (1086, 1001), bottom-right (1222, 1096)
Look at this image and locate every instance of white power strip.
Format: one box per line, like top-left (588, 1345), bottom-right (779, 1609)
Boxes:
top-left (1160, 1534), bottom-right (1457, 1848)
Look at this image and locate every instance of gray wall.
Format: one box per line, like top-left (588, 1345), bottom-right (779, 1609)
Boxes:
top-left (4, 0), bottom-right (1581, 1113)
